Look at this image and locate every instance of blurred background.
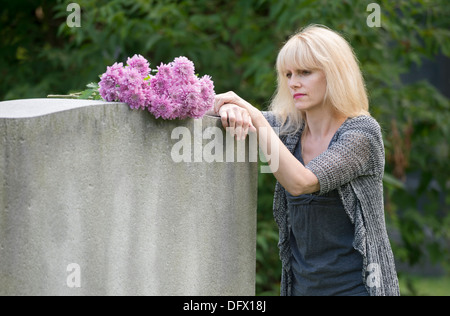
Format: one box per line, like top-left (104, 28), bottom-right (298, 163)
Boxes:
top-left (1, 0), bottom-right (449, 295)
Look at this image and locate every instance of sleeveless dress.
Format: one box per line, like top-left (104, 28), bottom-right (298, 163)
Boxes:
top-left (287, 140), bottom-right (368, 296)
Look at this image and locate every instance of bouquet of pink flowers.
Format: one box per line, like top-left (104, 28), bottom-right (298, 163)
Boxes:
top-left (98, 54), bottom-right (215, 120)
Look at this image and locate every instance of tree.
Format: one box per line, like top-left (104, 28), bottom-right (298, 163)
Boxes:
top-left (1, 0), bottom-right (449, 295)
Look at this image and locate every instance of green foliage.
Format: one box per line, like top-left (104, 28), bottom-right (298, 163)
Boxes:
top-left (256, 170), bottom-right (280, 295)
top-left (1, 0), bottom-right (449, 295)
top-left (80, 82), bottom-right (102, 100)
top-left (399, 274), bottom-right (450, 296)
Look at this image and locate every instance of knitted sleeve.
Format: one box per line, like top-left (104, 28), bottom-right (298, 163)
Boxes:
top-left (306, 116), bottom-right (385, 195)
top-left (262, 111), bottom-right (282, 129)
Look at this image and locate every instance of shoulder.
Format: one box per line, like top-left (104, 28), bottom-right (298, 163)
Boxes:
top-left (337, 115), bottom-right (383, 142)
top-left (337, 115), bottom-right (385, 170)
top-left (330, 115), bottom-right (385, 164)
top-left (343, 115), bottom-right (381, 133)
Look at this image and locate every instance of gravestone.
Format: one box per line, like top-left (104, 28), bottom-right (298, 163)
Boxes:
top-left (0, 98), bottom-right (258, 295)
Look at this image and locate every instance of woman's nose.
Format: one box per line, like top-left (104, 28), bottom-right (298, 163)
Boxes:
top-left (288, 75), bottom-right (302, 88)
top-left (288, 76), bottom-right (302, 89)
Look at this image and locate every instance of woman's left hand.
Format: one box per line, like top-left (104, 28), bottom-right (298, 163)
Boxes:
top-left (214, 91), bottom-right (259, 119)
top-left (214, 91), bottom-right (261, 140)
top-left (216, 103), bottom-right (256, 140)
top-left (214, 91), bottom-right (260, 140)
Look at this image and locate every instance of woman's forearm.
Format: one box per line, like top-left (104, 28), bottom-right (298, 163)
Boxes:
top-left (213, 91), bottom-right (319, 195)
top-left (252, 112), bottom-right (319, 196)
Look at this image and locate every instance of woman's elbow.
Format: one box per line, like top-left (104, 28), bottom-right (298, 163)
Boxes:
top-left (286, 172), bottom-right (320, 196)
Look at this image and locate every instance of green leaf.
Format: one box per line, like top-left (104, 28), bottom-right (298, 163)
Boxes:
top-left (383, 173), bottom-right (405, 189)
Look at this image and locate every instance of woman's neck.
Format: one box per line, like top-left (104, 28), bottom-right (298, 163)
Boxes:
top-left (303, 107), bottom-right (347, 140)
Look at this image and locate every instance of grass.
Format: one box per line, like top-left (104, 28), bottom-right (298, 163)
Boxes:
top-left (399, 274), bottom-right (450, 296)
top-left (257, 273), bottom-right (450, 296)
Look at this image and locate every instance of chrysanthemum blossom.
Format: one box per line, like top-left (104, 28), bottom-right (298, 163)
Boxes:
top-left (98, 62), bottom-right (124, 101)
top-left (116, 67), bottom-right (146, 108)
top-left (98, 55), bottom-right (215, 120)
top-left (172, 56), bottom-right (195, 82)
top-left (149, 95), bottom-right (175, 120)
top-left (199, 75), bottom-right (215, 106)
top-left (126, 54), bottom-right (151, 78)
top-left (123, 85), bottom-right (148, 110)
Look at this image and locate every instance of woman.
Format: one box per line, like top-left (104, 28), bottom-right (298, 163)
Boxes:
top-left (213, 25), bottom-right (400, 296)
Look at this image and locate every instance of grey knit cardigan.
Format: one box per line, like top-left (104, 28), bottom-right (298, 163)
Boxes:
top-left (263, 112), bottom-right (400, 296)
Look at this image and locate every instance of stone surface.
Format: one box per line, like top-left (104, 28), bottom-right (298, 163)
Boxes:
top-left (0, 99), bottom-right (258, 295)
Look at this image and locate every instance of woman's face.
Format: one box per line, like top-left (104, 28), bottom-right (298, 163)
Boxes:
top-left (285, 67), bottom-right (328, 112)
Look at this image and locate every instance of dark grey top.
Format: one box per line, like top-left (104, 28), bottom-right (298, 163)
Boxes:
top-left (287, 140), bottom-right (368, 296)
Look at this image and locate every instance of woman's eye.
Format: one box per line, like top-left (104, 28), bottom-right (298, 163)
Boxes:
top-left (286, 70), bottom-right (311, 78)
top-left (300, 70), bottom-right (311, 75)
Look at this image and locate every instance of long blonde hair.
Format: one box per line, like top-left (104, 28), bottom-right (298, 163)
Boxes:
top-left (270, 24), bottom-right (369, 134)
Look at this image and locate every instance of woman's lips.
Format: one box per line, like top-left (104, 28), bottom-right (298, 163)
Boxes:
top-left (294, 93), bottom-right (306, 99)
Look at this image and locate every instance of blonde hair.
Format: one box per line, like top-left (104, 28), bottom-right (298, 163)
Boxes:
top-left (270, 24), bottom-right (369, 134)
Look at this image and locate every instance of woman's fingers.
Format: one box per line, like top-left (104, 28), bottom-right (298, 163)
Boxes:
top-left (243, 116), bottom-right (257, 139)
top-left (220, 109), bottom-right (230, 129)
top-left (214, 91), bottom-right (251, 114)
top-left (215, 91), bottom-right (258, 140)
top-left (214, 91), bottom-right (236, 114)
top-left (241, 110), bottom-right (250, 140)
top-left (218, 104), bottom-right (255, 140)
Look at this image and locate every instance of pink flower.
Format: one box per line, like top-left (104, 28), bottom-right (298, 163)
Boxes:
top-left (150, 75), bottom-right (167, 96)
top-left (98, 62), bottom-right (124, 101)
top-left (170, 102), bottom-right (190, 120)
top-left (156, 63), bottom-right (172, 79)
top-left (99, 87), bottom-right (119, 102)
top-left (98, 55), bottom-right (215, 119)
top-left (126, 54), bottom-right (151, 78)
top-left (171, 56), bottom-right (195, 83)
top-left (107, 62), bottom-right (125, 77)
top-left (149, 95), bottom-right (175, 120)
top-left (199, 75), bottom-right (215, 105)
top-left (123, 86), bottom-right (147, 110)
top-left (120, 67), bottom-right (142, 87)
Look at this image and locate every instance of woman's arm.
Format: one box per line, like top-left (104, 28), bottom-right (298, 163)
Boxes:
top-left (214, 92), bottom-right (383, 196)
top-left (252, 111), bottom-right (320, 195)
top-left (305, 116), bottom-right (384, 194)
top-left (206, 104), bottom-right (255, 140)
top-left (214, 92), bottom-right (319, 196)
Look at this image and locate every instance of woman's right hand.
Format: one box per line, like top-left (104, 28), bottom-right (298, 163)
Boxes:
top-left (217, 103), bottom-right (256, 140)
